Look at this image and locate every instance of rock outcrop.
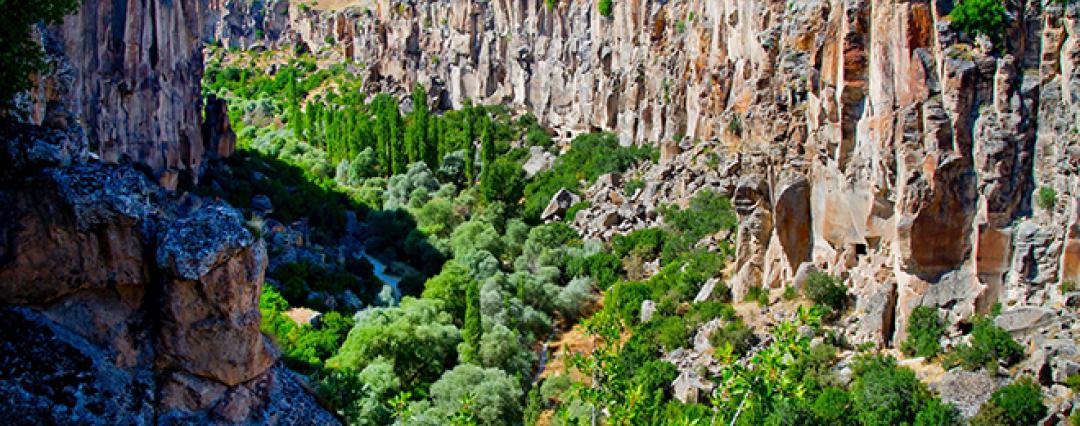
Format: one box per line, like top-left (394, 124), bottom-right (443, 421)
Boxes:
top-left (21, 0), bottom-right (232, 189)
top-left (0, 122), bottom-right (337, 424)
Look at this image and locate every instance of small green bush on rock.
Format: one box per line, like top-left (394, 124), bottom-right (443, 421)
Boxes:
top-left (949, 0), bottom-right (1008, 46)
top-left (803, 271), bottom-right (847, 312)
top-left (902, 306), bottom-right (946, 358)
top-left (971, 377), bottom-right (1047, 426)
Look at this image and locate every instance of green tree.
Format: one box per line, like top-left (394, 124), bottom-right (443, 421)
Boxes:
top-left (902, 306), bottom-right (946, 358)
top-left (598, 0), bottom-right (614, 18)
top-left (421, 260), bottom-right (474, 322)
top-left (406, 84), bottom-right (429, 166)
top-left (972, 377), bottom-right (1047, 426)
top-left (479, 112), bottom-right (496, 171)
top-left (949, 0), bottom-right (1007, 46)
top-left (460, 279), bottom-right (482, 364)
top-left (479, 158), bottom-right (525, 205)
top-left (0, 0), bottom-right (82, 108)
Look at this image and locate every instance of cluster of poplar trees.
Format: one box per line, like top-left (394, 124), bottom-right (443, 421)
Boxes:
top-left (284, 82), bottom-right (499, 182)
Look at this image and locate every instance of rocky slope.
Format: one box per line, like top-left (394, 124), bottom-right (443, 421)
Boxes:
top-left (211, 0), bottom-right (1080, 417)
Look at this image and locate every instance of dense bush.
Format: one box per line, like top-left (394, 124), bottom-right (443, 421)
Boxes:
top-left (523, 133), bottom-right (652, 222)
top-left (598, 0), bottom-right (613, 17)
top-left (744, 285), bottom-right (769, 306)
top-left (1038, 186), bottom-right (1058, 210)
top-left (851, 355), bottom-right (938, 426)
top-left (612, 227), bottom-right (665, 260)
top-left (972, 377), bottom-right (1046, 426)
top-left (901, 306), bottom-right (946, 358)
top-left (949, 0), bottom-right (1007, 45)
top-left (802, 271), bottom-right (848, 313)
top-left (943, 315), bottom-right (1024, 371)
top-left (708, 317), bottom-right (757, 356)
top-left (659, 190), bottom-right (737, 262)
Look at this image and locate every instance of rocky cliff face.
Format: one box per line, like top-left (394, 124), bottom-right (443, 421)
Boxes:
top-left (220, 0), bottom-right (1080, 329)
top-left (23, 0), bottom-right (232, 189)
top-left (0, 121), bottom-right (337, 424)
top-left (0, 1), bottom-right (337, 423)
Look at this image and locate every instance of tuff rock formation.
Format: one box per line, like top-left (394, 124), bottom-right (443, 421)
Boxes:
top-left (21, 0), bottom-right (233, 189)
top-left (208, 0), bottom-right (1080, 415)
top-left (0, 121), bottom-right (337, 424)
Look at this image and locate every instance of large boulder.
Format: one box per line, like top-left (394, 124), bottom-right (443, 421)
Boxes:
top-left (541, 188), bottom-right (581, 221)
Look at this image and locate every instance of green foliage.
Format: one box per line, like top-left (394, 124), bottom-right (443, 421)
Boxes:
top-left (612, 227), bottom-right (665, 260)
top-left (0, 0), bottom-right (81, 109)
top-left (948, 0), bottom-right (1007, 46)
top-left (902, 306), bottom-right (946, 358)
top-left (523, 133), bottom-right (652, 222)
top-left (1038, 186), bottom-right (1058, 210)
top-left (460, 279), bottom-right (482, 364)
top-left (708, 317), bottom-right (757, 356)
top-left (972, 377), bottom-right (1046, 426)
top-left (563, 201), bottom-right (590, 223)
top-left (783, 285), bottom-right (799, 301)
top-left (851, 355), bottom-right (936, 426)
top-left (565, 251), bottom-right (621, 290)
top-left (812, 387), bottom-right (854, 424)
top-left (258, 287), bottom-right (354, 375)
top-left (598, 0), bottom-right (613, 18)
top-left (405, 364), bottom-right (523, 425)
top-left (271, 260), bottom-right (378, 310)
top-left (479, 157), bottom-right (525, 205)
top-left (915, 399), bottom-right (961, 426)
top-left (1063, 280), bottom-right (1078, 293)
top-left (329, 298), bottom-right (461, 391)
top-left (421, 260), bottom-right (475, 322)
top-left (545, 0), bottom-right (557, 10)
top-left (744, 285), bottom-right (769, 306)
top-left (943, 315), bottom-right (1024, 371)
top-left (623, 178), bottom-right (645, 197)
top-left (658, 190), bottom-right (737, 262)
top-left (802, 271), bottom-right (847, 313)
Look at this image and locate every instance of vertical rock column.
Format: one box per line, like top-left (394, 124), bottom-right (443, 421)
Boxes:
top-left (155, 203), bottom-right (277, 422)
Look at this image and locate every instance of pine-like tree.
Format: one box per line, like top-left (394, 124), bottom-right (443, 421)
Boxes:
top-left (460, 279), bottom-right (482, 364)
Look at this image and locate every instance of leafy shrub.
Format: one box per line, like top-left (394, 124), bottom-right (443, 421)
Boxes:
top-left (566, 251), bottom-right (621, 290)
top-left (612, 227), bottom-right (665, 260)
top-left (564, 201), bottom-right (590, 222)
top-left (851, 355), bottom-right (936, 426)
top-left (659, 190), bottom-right (737, 262)
top-left (943, 315), bottom-right (1024, 371)
top-left (623, 178), bottom-right (645, 197)
top-left (708, 317), bottom-right (757, 356)
top-left (523, 133), bottom-right (651, 222)
top-left (902, 306), bottom-right (946, 358)
top-left (598, 0), bottom-right (613, 17)
top-left (783, 285), bottom-right (799, 301)
top-left (812, 387), bottom-right (854, 424)
top-left (802, 271), bottom-right (847, 312)
top-left (971, 377), bottom-right (1046, 426)
top-left (949, 0), bottom-right (1007, 45)
top-left (744, 286), bottom-right (769, 306)
top-left (915, 399), bottom-right (961, 426)
top-left (1037, 186), bottom-right (1057, 210)
top-left (1062, 280), bottom-right (1077, 293)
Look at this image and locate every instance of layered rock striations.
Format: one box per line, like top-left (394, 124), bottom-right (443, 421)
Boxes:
top-left (23, 0), bottom-right (233, 189)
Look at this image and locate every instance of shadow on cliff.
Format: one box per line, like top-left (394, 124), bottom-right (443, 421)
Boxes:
top-left (187, 149), bottom-right (444, 297)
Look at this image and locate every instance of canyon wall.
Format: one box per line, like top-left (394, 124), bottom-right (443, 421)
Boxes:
top-left (0, 1), bottom-right (336, 423)
top-left (24, 0), bottom-right (230, 189)
top-left (215, 0), bottom-right (1080, 346)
